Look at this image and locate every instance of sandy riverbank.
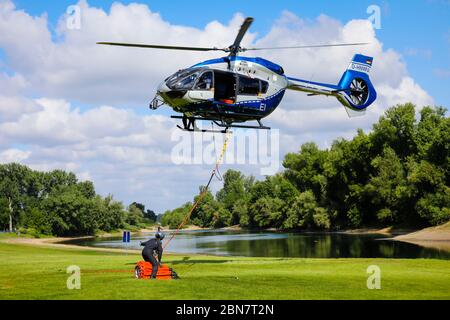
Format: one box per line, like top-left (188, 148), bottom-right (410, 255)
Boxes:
top-left (393, 222), bottom-right (450, 251)
top-left (343, 227), bottom-right (395, 235)
top-left (2, 236), bottom-right (140, 254)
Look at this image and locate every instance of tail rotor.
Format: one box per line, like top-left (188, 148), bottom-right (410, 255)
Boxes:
top-left (348, 78), bottom-right (369, 106)
top-left (336, 54), bottom-right (377, 112)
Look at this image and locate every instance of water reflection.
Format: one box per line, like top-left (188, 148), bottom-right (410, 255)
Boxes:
top-left (66, 230), bottom-right (450, 259)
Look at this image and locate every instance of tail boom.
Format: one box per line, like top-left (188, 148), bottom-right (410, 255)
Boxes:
top-left (286, 54), bottom-right (377, 111)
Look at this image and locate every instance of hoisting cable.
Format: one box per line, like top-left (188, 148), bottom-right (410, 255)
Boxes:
top-left (163, 128), bottom-right (232, 249)
top-left (211, 122), bottom-right (223, 181)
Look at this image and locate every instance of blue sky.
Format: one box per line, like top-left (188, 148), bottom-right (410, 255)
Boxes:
top-left (13, 0), bottom-right (450, 106)
top-left (0, 0), bottom-right (447, 212)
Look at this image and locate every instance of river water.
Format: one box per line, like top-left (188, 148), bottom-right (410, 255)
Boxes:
top-left (65, 229), bottom-right (450, 259)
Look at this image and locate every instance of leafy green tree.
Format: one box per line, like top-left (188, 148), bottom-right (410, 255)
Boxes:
top-left (283, 191), bottom-right (332, 230)
top-left (144, 209), bottom-right (157, 222)
top-left (43, 170), bottom-right (78, 194)
top-left (212, 206), bottom-right (232, 228)
top-left (216, 170), bottom-right (247, 212)
top-left (129, 202), bottom-right (157, 222)
top-left (41, 185), bottom-right (98, 236)
top-left (284, 191), bottom-right (328, 229)
top-left (324, 130), bottom-right (373, 226)
top-left (416, 187), bottom-right (450, 225)
top-left (283, 143), bottom-right (327, 199)
top-left (0, 198), bottom-right (10, 230)
top-left (413, 106), bottom-right (448, 169)
top-left (130, 202), bottom-right (145, 212)
top-left (366, 147), bottom-right (409, 224)
top-left (346, 205), bottom-right (362, 228)
top-left (421, 110), bottom-right (450, 180)
top-left (246, 174), bottom-right (297, 228)
top-left (24, 207), bottom-right (52, 236)
top-left (0, 163), bottom-right (31, 231)
top-left (371, 103), bottom-right (417, 159)
top-left (77, 181), bottom-right (96, 199)
top-left (313, 207), bottom-right (332, 230)
top-left (250, 197), bottom-right (283, 229)
top-left (0, 163), bottom-right (151, 236)
top-left (231, 199), bottom-right (248, 226)
top-left (126, 203), bottom-right (145, 226)
top-left (193, 191), bottom-right (215, 227)
top-left (95, 195), bottom-right (126, 231)
top-left (407, 160), bottom-right (445, 194)
top-left (243, 175), bottom-right (255, 193)
top-left (161, 202), bottom-right (192, 229)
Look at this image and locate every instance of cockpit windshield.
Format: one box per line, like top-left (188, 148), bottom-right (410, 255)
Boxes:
top-left (166, 69), bottom-right (201, 90)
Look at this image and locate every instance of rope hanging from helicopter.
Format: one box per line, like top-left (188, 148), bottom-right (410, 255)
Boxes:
top-left (163, 126), bottom-right (232, 249)
top-left (211, 122), bottom-right (224, 182)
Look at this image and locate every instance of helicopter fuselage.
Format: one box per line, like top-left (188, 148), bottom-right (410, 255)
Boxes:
top-left (156, 56), bottom-right (288, 124)
top-left (99, 16), bottom-right (376, 131)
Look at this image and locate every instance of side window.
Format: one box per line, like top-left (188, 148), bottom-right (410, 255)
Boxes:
top-left (260, 80), bottom-right (269, 94)
top-left (195, 71), bottom-right (213, 90)
top-left (238, 76), bottom-right (260, 95)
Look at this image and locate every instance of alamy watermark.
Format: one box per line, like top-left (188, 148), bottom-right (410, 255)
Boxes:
top-left (366, 265), bottom-right (381, 289)
top-left (171, 129), bottom-right (280, 176)
top-left (367, 5), bottom-right (382, 30)
top-left (66, 5), bottom-right (81, 30)
top-left (66, 265), bottom-right (81, 290)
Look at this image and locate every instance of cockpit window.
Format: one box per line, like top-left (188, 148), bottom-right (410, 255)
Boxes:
top-left (166, 69), bottom-right (191, 83)
top-left (194, 71), bottom-right (213, 90)
top-left (166, 69), bottom-right (201, 90)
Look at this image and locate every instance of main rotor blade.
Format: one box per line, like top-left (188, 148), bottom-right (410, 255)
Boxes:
top-left (97, 42), bottom-right (225, 52)
top-left (229, 17), bottom-right (254, 55)
top-left (243, 42), bottom-right (369, 51)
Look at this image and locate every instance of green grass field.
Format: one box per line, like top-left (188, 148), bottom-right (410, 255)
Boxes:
top-left (0, 239), bottom-right (449, 300)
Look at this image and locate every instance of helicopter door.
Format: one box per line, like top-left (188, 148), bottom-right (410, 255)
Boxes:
top-left (214, 71), bottom-right (236, 104)
top-left (188, 71), bottom-right (214, 101)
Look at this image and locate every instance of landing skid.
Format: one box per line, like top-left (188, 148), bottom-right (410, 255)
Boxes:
top-left (171, 116), bottom-right (271, 132)
top-left (176, 125), bottom-right (228, 134)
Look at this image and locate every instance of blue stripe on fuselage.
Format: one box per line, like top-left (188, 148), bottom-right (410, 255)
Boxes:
top-left (181, 89), bottom-right (285, 117)
top-left (234, 90), bottom-right (285, 111)
top-left (192, 56), bottom-right (285, 75)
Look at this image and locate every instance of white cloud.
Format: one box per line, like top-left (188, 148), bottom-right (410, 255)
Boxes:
top-left (0, 94), bottom-right (40, 122)
top-left (0, 148), bottom-right (31, 163)
top-left (377, 77), bottom-right (434, 108)
top-left (0, 98), bottom-right (177, 147)
top-left (0, 2), bottom-right (436, 212)
top-left (0, 72), bottom-right (41, 122)
top-left (0, 0), bottom-right (257, 106)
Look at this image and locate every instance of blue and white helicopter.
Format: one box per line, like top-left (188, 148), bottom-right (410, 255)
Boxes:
top-left (98, 17), bottom-right (376, 132)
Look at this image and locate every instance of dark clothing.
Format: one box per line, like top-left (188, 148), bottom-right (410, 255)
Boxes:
top-left (143, 252), bottom-right (159, 278)
top-left (140, 238), bottom-right (163, 278)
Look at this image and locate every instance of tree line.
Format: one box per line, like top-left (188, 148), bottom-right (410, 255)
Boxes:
top-left (162, 103), bottom-right (449, 230)
top-left (0, 165), bottom-right (157, 237)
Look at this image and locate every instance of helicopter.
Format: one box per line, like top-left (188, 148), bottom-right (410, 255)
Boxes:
top-left (98, 17), bottom-right (377, 133)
